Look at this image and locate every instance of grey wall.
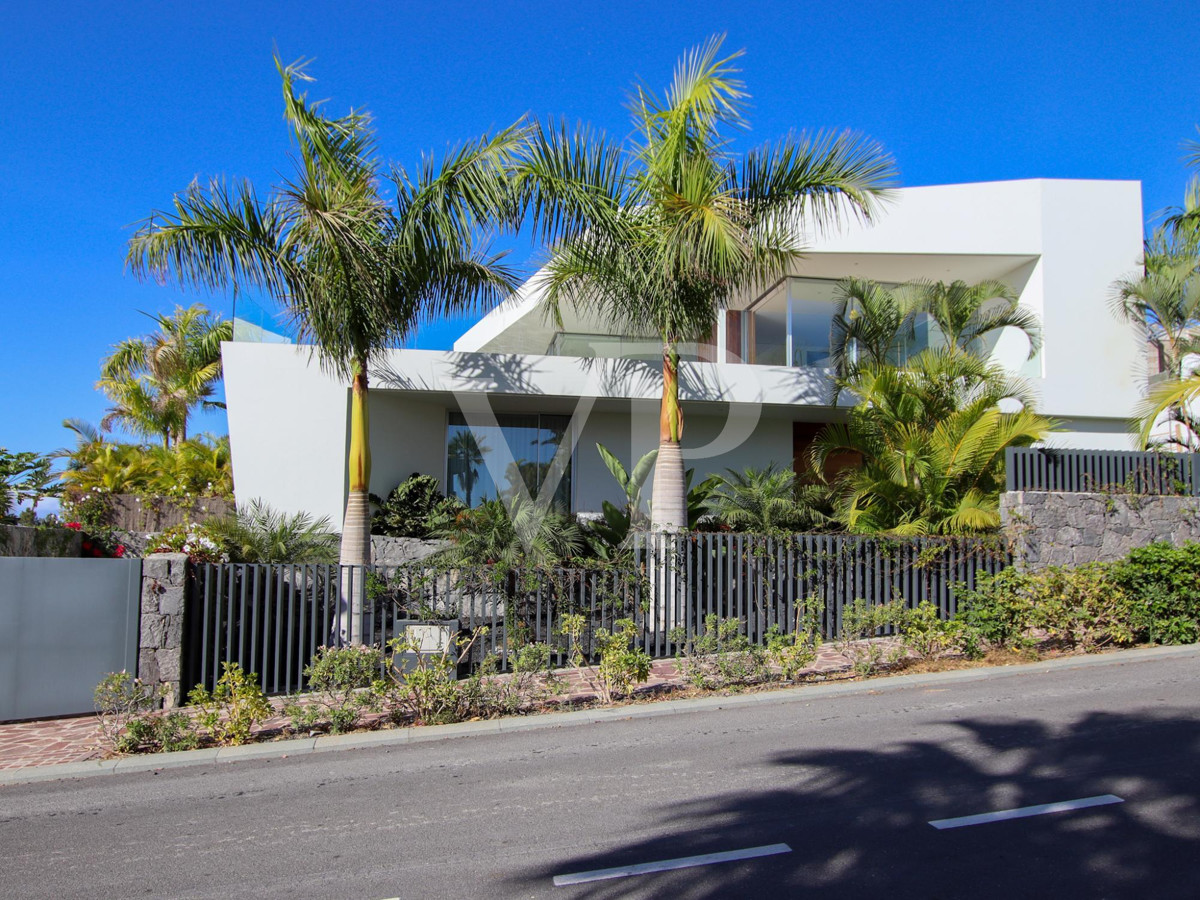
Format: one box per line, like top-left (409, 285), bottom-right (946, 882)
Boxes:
top-left (0, 526), bottom-right (81, 558)
top-left (0, 557), bottom-right (142, 721)
top-left (1001, 490), bottom-right (1200, 569)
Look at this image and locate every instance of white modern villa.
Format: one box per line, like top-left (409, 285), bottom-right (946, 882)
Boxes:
top-left (222, 178), bottom-right (1148, 527)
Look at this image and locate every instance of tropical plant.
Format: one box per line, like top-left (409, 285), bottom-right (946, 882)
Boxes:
top-left (371, 473), bottom-right (448, 538)
top-left (126, 58), bottom-right (521, 578)
top-left (812, 349), bottom-right (1054, 534)
top-left (431, 497), bottom-right (586, 568)
top-left (830, 277), bottom-right (1041, 377)
top-left (830, 277), bottom-right (920, 374)
top-left (97, 304), bottom-right (232, 447)
top-left (1112, 227), bottom-right (1200, 381)
top-left (515, 36), bottom-right (894, 530)
top-left (585, 444), bottom-right (657, 557)
top-left (0, 449), bottom-right (57, 522)
top-left (705, 463), bottom-right (833, 533)
top-left (58, 434), bottom-right (233, 502)
top-left (206, 498), bottom-right (339, 563)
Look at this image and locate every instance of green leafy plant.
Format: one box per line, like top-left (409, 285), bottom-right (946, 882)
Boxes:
top-left (834, 599), bottom-right (905, 675)
top-left (94, 671), bottom-right (161, 750)
top-left (431, 497), bottom-right (587, 569)
top-left (669, 615), bottom-right (768, 689)
top-left (458, 641), bottom-right (558, 718)
top-left (207, 498), bottom-right (339, 564)
top-left (1108, 541), bottom-right (1200, 644)
top-left (764, 598), bottom-right (824, 680)
top-left (893, 601), bottom-right (964, 660)
top-left (586, 444), bottom-right (657, 558)
top-left (385, 628), bottom-right (484, 725)
top-left (117, 712), bottom-right (201, 754)
top-left (187, 663), bottom-right (273, 746)
top-left (287, 645), bottom-right (387, 734)
top-left (560, 614), bottom-right (651, 703)
top-left (705, 464), bottom-right (833, 534)
top-left (371, 474), bottom-right (451, 538)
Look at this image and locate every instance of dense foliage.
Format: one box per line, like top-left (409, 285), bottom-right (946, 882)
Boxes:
top-left (206, 499), bottom-right (339, 564)
top-left (957, 541), bottom-right (1200, 650)
top-left (371, 474), bottom-right (454, 539)
top-left (813, 349), bottom-right (1053, 534)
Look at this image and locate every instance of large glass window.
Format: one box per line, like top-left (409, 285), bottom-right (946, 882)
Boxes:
top-left (445, 412), bottom-right (572, 510)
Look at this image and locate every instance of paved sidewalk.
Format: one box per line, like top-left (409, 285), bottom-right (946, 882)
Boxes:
top-left (0, 642), bottom-right (864, 772)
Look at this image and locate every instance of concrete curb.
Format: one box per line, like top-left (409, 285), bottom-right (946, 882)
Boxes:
top-left (3, 642), bottom-right (1196, 788)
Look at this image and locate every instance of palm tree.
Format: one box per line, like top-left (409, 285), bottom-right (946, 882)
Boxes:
top-left (1112, 227), bottom-right (1200, 378)
top-left (1132, 374), bottom-right (1200, 451)
top-left (812, 349), bottom-right (1054, 534)
top-left (97, 304), bottom-right (232, 447)
top-left (829, 277), bottom-right (1041, 378)
top-left (706, 464), bottom-right (833, 533)
top-left (830, 277), bottom-right (919, 375)
top-left (514, 36), bottom-right (895, 530)
top-left (126, 59), bottom-right (519, 581)
top-left (207, 498), bottom-right (339, 564)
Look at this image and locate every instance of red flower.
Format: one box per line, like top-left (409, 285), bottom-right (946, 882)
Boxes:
top-left (65, 522), bottom-right (82, 531)
top-left (115, 546), bottom-right (126, 558)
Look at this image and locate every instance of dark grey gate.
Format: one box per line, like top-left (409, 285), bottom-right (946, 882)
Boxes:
top-left (0, 557), bottom-right (143, 721)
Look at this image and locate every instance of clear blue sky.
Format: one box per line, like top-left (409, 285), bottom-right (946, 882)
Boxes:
top-left (2, 0), bottom-right (1198, 457)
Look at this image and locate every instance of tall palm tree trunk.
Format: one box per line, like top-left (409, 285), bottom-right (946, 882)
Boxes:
top-left (650, 344), bottom-right (687, 531)
top-left (340, 360), bottom-right (373, 644)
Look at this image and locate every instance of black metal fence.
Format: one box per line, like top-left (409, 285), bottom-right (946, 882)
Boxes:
top-left (183, 532), bottom-right (1010, 696)
top-left (1005, 447), bottom-right (1200, 495)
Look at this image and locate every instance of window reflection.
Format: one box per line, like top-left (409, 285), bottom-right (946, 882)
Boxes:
top-left (445, 412), bottom-right (572, 510)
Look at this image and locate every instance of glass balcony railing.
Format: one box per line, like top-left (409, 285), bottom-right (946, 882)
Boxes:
top-left (547, 332), bottom-right (702, 362)
top-left (231, 296), bottom-right (297, 344)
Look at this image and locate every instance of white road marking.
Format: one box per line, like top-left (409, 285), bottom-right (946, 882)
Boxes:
top-left (553, 843), bottom-right (792, 886)
top-left (929, 794), bottom-right (1124, 830)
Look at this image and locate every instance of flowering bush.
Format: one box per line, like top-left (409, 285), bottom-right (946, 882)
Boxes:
top-left (65, 520), bottom-right (127, 558)
top-left (151, 521), bottom-right (226, 563)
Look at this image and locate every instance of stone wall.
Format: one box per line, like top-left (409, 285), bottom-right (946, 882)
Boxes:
top-left (104, 494), bottom-right (234, 533)
top-left (136, 553), bottom-right (189, 707)
top-left (1001, 490), bottom-right (1200, 569)
top-left (371, 535), bottom-right (450, 566)
top-left (0, 525), bottom-right (81, 557)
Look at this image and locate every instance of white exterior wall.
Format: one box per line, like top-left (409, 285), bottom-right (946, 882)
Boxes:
top-left (222, 342), bottom-right (350, 526)
top-left (223, 180), bottom-right (1149, 528)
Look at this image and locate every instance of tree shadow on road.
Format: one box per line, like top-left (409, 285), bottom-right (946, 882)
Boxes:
top-left (508, 708), bottom-right (1200, 899)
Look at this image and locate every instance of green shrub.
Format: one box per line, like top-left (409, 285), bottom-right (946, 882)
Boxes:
top-left (187, 663), bottom-right (273, 745)
top-left (118, 712), bottom-right (200, 754)
top-left (561, 614), bottom-right (651, 703)
top-left (1108, 542), bottom-right (1200, 644)
top-left (893, 601), bottom-right (966, 660)
top-left (764, 598), bottom-right (824, 680)
top-left (670, 615), bottom-right (769, 689)
top-left (287, 645), bottom-right (386, 734)
top-left (834, 599), bottom-right (905, 675)
top-left (458, 642), bottom-right (558, 718)
top-left (372, 474), bottom-right (450, 538)
top-left (94, 671), bottom-right (161, 750)
top-left (957, 565), bottom-right (1140, 653)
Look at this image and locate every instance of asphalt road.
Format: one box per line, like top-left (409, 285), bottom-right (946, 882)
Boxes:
top-left (2, 649), bottom-right (1199, 900)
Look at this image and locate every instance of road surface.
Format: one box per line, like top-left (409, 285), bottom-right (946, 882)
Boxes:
top-left (2, 648), bottom-right (1198, 899)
